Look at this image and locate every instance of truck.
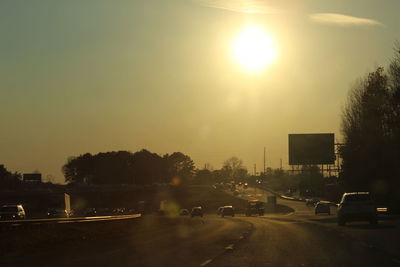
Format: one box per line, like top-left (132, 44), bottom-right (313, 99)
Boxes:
top-left (245, 200), bottom-right (265, 216)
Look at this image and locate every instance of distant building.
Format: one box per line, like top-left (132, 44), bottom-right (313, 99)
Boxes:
top-left (23, 173), bottom-right (42, 183)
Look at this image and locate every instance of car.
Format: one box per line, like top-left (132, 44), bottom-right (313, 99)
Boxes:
top-left (47, 208), bottom-right (69, 218)
top-left (0, 205), bottom-right (26, 220)
top-left (315, 202), bottom-right (330, 215)
top-left (85, 208), bottom-right (97, 217)
top-left (190, 206), bottom-right (203, 217)
top-left (179, 209), bottom-right (189, 216)
top-left (337, 192), bottom-right (377, 226)
top-left (221, 206), bottom-right (235, 217)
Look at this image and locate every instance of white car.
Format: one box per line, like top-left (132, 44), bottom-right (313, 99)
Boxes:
top-left (315, 202), bottom-right (330, 215)
top-left (337, 192), bottom-right (377, 226)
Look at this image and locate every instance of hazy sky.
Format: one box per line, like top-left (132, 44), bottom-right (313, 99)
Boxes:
top-left (1, 0), bottom-right (399, 183)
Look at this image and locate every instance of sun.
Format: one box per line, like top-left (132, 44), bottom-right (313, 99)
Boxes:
top-left (232, 26), bottom-right (278, 72)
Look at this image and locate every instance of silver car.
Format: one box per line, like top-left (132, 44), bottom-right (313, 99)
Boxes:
top-left (315, 202), bottom-right (330, 215)
top-left (337, 192), bottom-right (377, 226)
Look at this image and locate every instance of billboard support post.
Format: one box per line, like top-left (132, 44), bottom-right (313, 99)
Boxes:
top-left (64, 193), bottom-right (71, 216)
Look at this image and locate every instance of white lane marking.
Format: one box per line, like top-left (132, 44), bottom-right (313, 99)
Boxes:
top-left (200, 259), bottom-right (213, 266)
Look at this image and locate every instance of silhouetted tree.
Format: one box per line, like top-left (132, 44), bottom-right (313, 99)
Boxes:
top-left (297, 165), bottom-right (324, 196)
top-left (0, 165), bottom-right (21, 190)
top-left (164, 152), bottom-right (195, 184)
top-left (63, 151), bottom-right (136, 184)
top-left (62, 149), bottom-right (197, 185)
top-left (341, 67), bottom-right (390, 191)
top-left (341, 46), bottom-right (400, 207)
top-left (194, 169), bottom-right (213, 184)
top-left (223, 157), bottom-right (244, 181)
top-left (132, 149), bottom-right (165, 185)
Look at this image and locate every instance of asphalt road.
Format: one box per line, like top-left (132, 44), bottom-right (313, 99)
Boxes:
top-left (1, 215), bottom-right (251, 267)
top-left (3, 187), bottom-right (400, 267)
top-left (210, 186), bottom-right (400, 267)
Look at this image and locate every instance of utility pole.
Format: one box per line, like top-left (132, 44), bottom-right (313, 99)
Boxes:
top-left (280, 158), bottom-right (282, 170)
top-left (254, 164), bottom-right (256, 176)
top-left (263, 147), bottom-right (266, 175)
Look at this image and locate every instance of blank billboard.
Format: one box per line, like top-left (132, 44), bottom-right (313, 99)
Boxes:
top-left (23, 173), bottom-right (42, 182)
top-left (289, 133), bottom-right (335, 165)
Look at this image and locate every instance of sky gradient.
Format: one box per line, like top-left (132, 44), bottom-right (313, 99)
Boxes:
top-left (1, 0), bottom-right (399, 183)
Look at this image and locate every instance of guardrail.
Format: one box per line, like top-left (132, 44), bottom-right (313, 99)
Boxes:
top-left (0, 214), bottom-right (141, 230)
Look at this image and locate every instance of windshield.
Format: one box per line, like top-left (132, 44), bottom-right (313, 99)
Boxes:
top-left (343, 194), bottom-right (371, 203)
top-left (0, 207), bottom-right (18, 212)
top-left (1, 1), bottom-right (400, 266)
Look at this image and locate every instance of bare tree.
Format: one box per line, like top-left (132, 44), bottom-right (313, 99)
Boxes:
top-left (223, 157), bottom-right (244, 181)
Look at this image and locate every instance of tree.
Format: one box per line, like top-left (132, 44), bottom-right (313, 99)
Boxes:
top-left (341, 67), bottom-right (390, 192)
top-left (223, 157), bottom-right (244, 182)
top-left (340, 46), bottom-right (400, 207)
top-left (132, 149), bottom-right (165, 185)
top-left (164, 152), bottom-right (195, 184)
top-left (62, 151), bottom-right (137, 184)
top-left (194, 169), bottom-right (213, 184)
top-left (0, 165), bottom-right (21, 190)
top-left (297, 165), bottom-right (324, 196)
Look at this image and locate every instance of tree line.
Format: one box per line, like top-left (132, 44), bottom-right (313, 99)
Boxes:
top-left (0, 165), bottom-right (21, 190)
top-left (341, 45), bottom-right (400, 207)
top-left (62, 151), bottom-right (252, 186)
top-left (62, 149), bottom-right (196, 185)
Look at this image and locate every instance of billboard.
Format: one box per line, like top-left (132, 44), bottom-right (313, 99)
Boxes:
top-left (23, 173), bottom-right (42, 183)
top-left (288, 133), bottom-right (335, 165)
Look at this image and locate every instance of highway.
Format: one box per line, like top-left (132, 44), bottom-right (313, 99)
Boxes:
top-left (2, 187), bottom-right (400, 267)
top-left (210, 186), bottom-right (400, 267)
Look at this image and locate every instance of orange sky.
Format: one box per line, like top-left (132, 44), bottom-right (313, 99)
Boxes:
top-left (1, 0), bottom-right (398, 183)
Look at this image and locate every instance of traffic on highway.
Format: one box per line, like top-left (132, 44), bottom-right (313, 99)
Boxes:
top-left (2, 184), bottom-right (400, 267)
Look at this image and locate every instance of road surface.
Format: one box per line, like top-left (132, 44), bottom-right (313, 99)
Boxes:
top-left (212, 186), bottom-right (400, 267)
top-left (2, 187), bottom-right (400, 267)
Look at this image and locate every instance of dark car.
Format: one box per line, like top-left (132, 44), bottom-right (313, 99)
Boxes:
top-left (315, 202), bottom-right (330, 215)
top-left (0, 205), bottom-right (26, 220)
top-left (85, 208), bottom-right (97, 217)
top-left (179, 209), bottom-right (189, 216)
top-left (191, 207), bottom-right (203, 217)
top-left (221, 206), bottom-right (235, 217)
top-left (337, 192), bottom-right (377, 226)
top-left (47, 208), bottom-right (69, 218)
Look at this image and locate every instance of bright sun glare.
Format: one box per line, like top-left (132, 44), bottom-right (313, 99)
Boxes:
top-left (232, 26), bottom-right (278, 72)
